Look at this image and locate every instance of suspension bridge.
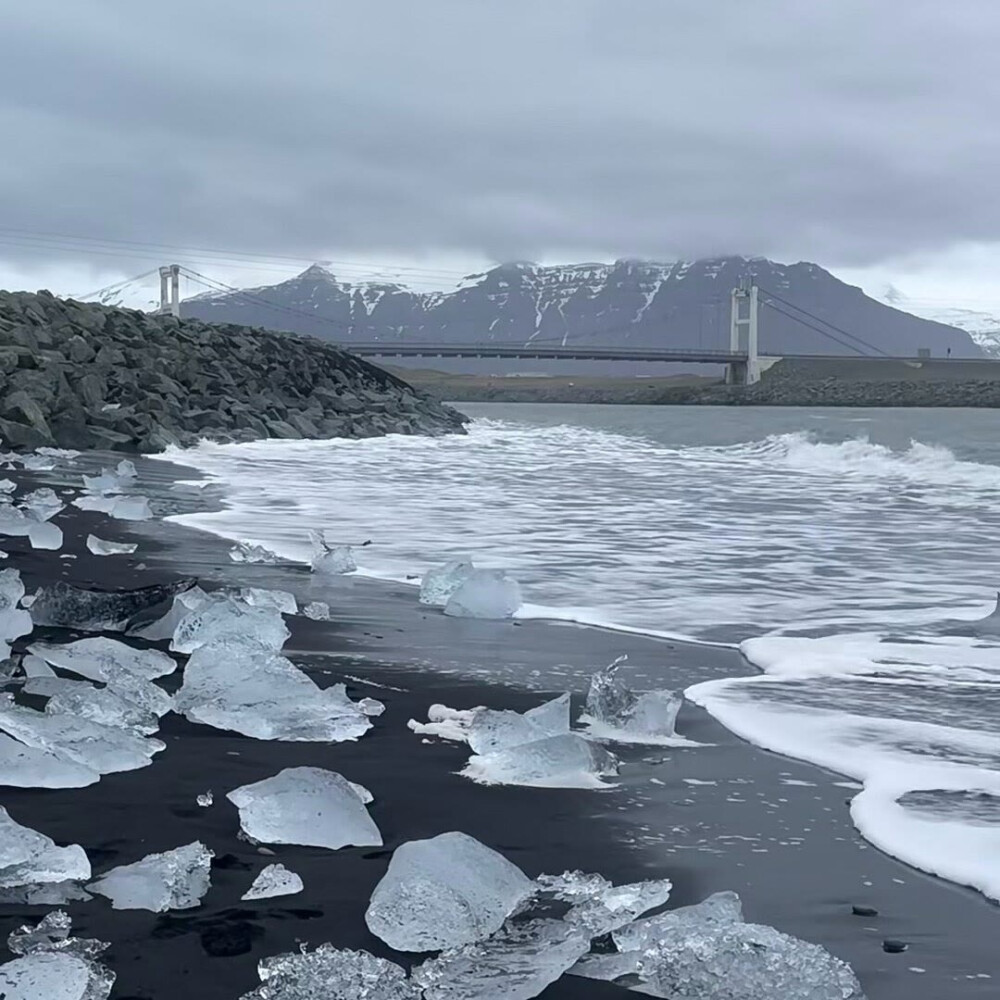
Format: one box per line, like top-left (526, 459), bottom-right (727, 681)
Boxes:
top-left (77, 262), bottom-right (977, 388)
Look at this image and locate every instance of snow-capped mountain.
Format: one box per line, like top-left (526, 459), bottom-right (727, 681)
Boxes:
top-left (880, 286), bottom-right (1000, 358)
top-left (182, 258), bottom-right (981, 359)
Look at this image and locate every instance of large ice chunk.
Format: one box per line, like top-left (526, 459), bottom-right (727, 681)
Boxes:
top-left (310, 530), bottom-right (357, 575)
top-left (0, 807), bottom-right (91, 888)
top-left (583, 655), bottom-right (684, 743)
top-left (0, 733), bottom-right (100, 789)
top-left (613, 890), bottom-right (743, 953)
top-left (536, 870), bottom-right (673, 937)
top-left (85, 535), bottom-right (137, 556)
top-left (29, 637), bottom-right (177, 681)
top-left (20, 488), bottom-right (64, 521)
top-left (241, 863), bottom-right (304, 901)
top-left (45, 685), bottom-right (160, 737)
top-left (365, 831), bottom-right (534, 952)
top-left (444, 569), bottom-right (522, 619)
top-left (240, 945), bottom-right (420, 1000)
top-left (412, 919), bottom-right (591, 1000)
top-left (0, 568), bottom-right (33, 659)
top-left (227, 767), bottom-right (382, 849)
top-left (0, 950), bottom-right (114, 1000)
top-left (29, 578), bottom-right (197, 631)
top-left (419, 559), bottom-right (476, 606)
top-left (0, 508), bottom-right (63, 550)
top-left (170, 596), bottom-right (290, 653)
top-left (87, 841), bottom-right (213, 912)
top-left (462, 733), bottom-right (618, 788)
top-left (239, 587), bottom-right (298, 615)
top-left (128, 586), bottom-right (209, 641)
top-left (467, 694), bottom-right (570, 755)
top-left (175, 643), bottom-right (374, 740)
top-left (229, 540), bottom-right (278, 564)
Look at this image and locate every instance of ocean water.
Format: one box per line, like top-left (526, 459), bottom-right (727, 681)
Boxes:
top-left (159, 403), bottom-right (1000, 904)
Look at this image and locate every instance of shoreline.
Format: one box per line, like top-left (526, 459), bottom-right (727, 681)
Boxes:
top-left (1, 453), bottom-right (997, 997)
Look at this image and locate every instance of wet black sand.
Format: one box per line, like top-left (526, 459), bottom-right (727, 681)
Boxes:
top-left (1, 454), bottom-right (997, 998)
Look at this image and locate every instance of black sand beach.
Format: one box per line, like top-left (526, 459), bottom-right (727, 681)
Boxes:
top-left (2, 454), bottom-right (998, 999)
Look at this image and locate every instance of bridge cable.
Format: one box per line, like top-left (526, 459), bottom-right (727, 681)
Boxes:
top-left (760, 300), bottom-right (875, 357)
top-left (758, 287), bottom-right (889, 357)
top-left (72, 267), bottom-right (161, 304)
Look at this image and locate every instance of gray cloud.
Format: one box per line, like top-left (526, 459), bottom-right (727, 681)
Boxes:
top-left (3, 0), bottom-right (1000, 276)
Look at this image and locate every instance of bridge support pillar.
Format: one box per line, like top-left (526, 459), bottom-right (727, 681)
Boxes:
top-left (158, 265), bottom-right (180, 318)
top-left (726, 281), bottom-right (760, 385)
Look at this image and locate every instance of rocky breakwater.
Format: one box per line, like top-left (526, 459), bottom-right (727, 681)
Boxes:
top-left (0, 290), bottom-right (466, 451)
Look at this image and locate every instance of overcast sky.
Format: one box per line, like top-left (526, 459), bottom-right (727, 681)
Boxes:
top-left (3, 0), bottom-right (1000, 313)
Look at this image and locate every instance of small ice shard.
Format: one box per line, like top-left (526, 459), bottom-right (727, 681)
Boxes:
top-left (8, 910), bottom-right (106, 960)
top-left (0, 807), bottom-right (91, 888)
top-left (310, 530), bottom-right (357, 575)
top-left (241, 863), bottom-right (304, 901)
top-left (419, 559), bottom-right (476, 606)
top-left (0, 733), bottom-right (100, 789)
top-left (115, 459), bottom-right (137, 480)
top-left (412, 918), bottom-right (591, 1000)
top-left (408, 703), bottom-right (480, 742)
top-left (19, 453), bottom-right (58, 470)
top-left (467, 693), bottom-right (570, 755)
top-left (108, 495), bottom-right (152, 521)
top-left (29, 578), bottom-right (197, 631)
top-left (239, 587), bottom-right (298, 615)
top-left (348, 780), bottom-right (374, 803)
top-left (196, 791), bottom-right (213, 807)
top-left (583, 655), bottom-right (683, 743)
top-left (240, 945), bottom-right (420, 1000)
top-left (227, 767), bottom-right (382, 849)
top-left (0, 479), bottom-right (15, 492)
top-left (171, 596), bottom-right (290, 654)
top-left (365, 831), bottom-right (533, 952)
top-left (128, 585), bottom-right (209, 641)
top-left (228, 540), bottom-right (278, 564)
top-left (20, 488), bottom-right (64, 521)
top-left (88, 841), bottom-right (213, 912)
top-left (302, 600), bottom-right (331, 621)
top-left (462, 733), bottom-right (618, 788)
top-left (536, 870), bottom-right (672, 937)
top-left (175, 643), bottom-right (373, 740)
top-left (86, 535), bottom-right (137, 556)
top-left (0, 881), bottom-right (92, 905)
top-left (29, 637), bottom-right (178, 681)
top-left (444, 569), bottom-right (522, 619)
top-left (82, 469), bottom-right (126, 493)
top-left (0, 696), bottom-right (165, 774)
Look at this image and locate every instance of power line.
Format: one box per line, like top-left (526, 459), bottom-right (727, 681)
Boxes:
top-left (759, 286), bottom-right (888, 356)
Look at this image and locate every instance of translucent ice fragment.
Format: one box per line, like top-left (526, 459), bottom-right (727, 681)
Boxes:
top-left (228, 541), bottom-right (278, 564)
top-left (536, 870), bottom-right (672, 937)
top-left (0, 807), bottom-right (91, 888)
top-left (413, 918), bottom-right (591, 1000)
top-left (128, 586), bottom-right (209, 641)
top-left (196, 791), bottom-right (213, 807)
top-left (467, 694), bottom-right (570, 755)
top-left (227, 767), bottom-right (382, 849)
top-left (0, 882), bottom-right (92, 905)
top-left (240, 945), bottom-right (420, 1000)
top-left (88, 841), bottom-right (213, 912)
top-left (86, 535), bottom-right (137, 556)
top-left (0, 510), bottom-right (63, 550)
top-left (0, 479), bottom-right (14, 493)
top-left (0, 569), bottom-right (33, 651)
top-left (0, 951), bottom-right (114, 1000)
top-left (21, 488), bottom-right (64, 521)
top-left (241, 863), bottom-right (304, 901)
top-left (0, 733), bottom-right (100, 789)
top-left (175, 644), bottom-right (372, 741)
top-left (29, 578), bottom-right (197, 632)
top-left (444, 569), bottom-right (522, 619)
top-left (419, 559), bottom-right (476, 606)
top-left (29, 637), bottom-right (177, 682)
top-left (584, 655), bottom-right (683, 742)
top-left (239, 587), bottom-right (297, 615)
top-left (171, 596), bottom-right (290, 654)
top-left (115, 459), bottom-right (137, 480)
top-left (46, 685), bottom-right (160, 737)
top-left (365, 831), bottom-right (533, 952)
top-left (20, 654), bottom-right (53, 678)
top-left (462, 733), bottom-right (618, 789)
top-left (8, 910), bottom-right (107, 960)
top-left (301, 600), bottom-right (331, 621)
top-left (108, 495), bottom-right (152, 521)
top-left (613, 890), bottom-right (744, 953)
top-left (311, 544), bottom-right (356, 575)
top-left (82, 469), bottom-right (125, 493)
top-left (19, 453), bottom-right (58, 471)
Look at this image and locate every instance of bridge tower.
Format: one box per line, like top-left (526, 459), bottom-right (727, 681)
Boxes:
top-left (158, 265), bottom-right (180, 318)
top-left (726, 279), bottom-right (761, 385)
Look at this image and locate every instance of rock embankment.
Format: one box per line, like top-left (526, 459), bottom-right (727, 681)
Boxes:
top-left (0, 290), bottom-right (467, 452)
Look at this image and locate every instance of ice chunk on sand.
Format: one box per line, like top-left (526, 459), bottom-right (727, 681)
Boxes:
top-left (0, 807), bottom-right (91, 888)
top-left (175, 643), bottom-right (374, 740)
top-left (239, 587), bottom-right (297, 615)
top-left (412, 918), bottom-right (591, 1000)
top-left (128, 586), bottom-right (209, 640)
top-left (0, 696), bottom-right (164, 774)
top-left (241, 863), bottom-right (304, 901)
top-left (86, 535), bottom-right (137, 556)
top-left (0, 569), bottom-right (33, 657)
top-left (82, 469), bottom-right (126, 493)
top-left (419, 559), bottom-right (476, 606)
top-left (613, 890), bottom-right (743, 953)
top-left (115, 459), bottom-right (137, 480)
top-left (302, 600), bottom-right (331, 620)
top-left (240, 945), bottom-right (420, 1000)
top-left (0, 881), bottom-right (92, 905)
top-left (196, 791), bottom-right (213, 807)
top-left (29, 578), bottom-right (196, 631)
top-left (0, 733), bottom-right (100, 789)
top-left (45, 685), bottom-right (160, 737)
top-left (0, 950), bottom-right (114, 1000)
top-left (228, 540), bottom-right (278, 564)
top-left (228, 767), bottom-right (382, 849)
top-left (20, 488), bottom-right (64, 521)
top-left (20, 452), bottom-right (59, 470)
top-left (463, 733), bottom-right (618, 789)
top-left (171, 596), bottom-right (290, 654)
top-left (582, 655), bottom-right (684, 743)
top-left (0, 509), bottom-right (63, 550)
top-left (8, 910), bottom-right (107, 960)
top-left (536, 870), bottom-right (673, 937)
top-left (20, 654), bottom-right (53, 677)
top-left (309, 530), bottom-right (357, 575)
top-left (408, 703), bottom-right (480, 742)
top-left (444, 569), bottom-right (522, 619)
top-left (29, 637), bottom-right (177, 681)
top-left (365, 831), bottom-right (533, 952)
top-left (108, 495), bottom-right (152, 520)
top-left (72, 494), bottom-right (116, 514)
top-left (0, 479), bottom-right (14, 493)
top-left (88, 841), bottom-right (213, 912)
top-left (467, 693), bottom-right (570, 755)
